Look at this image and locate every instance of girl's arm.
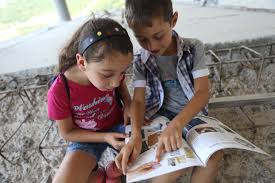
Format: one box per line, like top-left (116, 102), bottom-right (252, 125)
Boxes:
top-left (57, 117), bottom-right (125, 149)
top-left (118, 80), bottom-right (132, 125)
top-left (115, 87), bottom-right (145, 174)
top-left (57, 117), bottom-right (105, 142)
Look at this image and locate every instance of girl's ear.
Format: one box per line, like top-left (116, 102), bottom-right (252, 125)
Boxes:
top-left (76, 53), bottom-right (86, 71)
top-left (171, 11), bottom-right (178, 28)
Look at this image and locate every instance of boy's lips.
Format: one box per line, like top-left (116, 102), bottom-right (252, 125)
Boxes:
top-left (151, 50), bottom-right (160, 54)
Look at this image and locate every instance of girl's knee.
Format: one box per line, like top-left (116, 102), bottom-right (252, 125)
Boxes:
top-left (53, 151), bottom-right (97, 183)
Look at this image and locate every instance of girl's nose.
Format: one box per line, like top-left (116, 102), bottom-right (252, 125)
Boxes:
top-left (111, 78), bottom-right (120, 88)
top-left (111, 74), bottom-right (124, 88)
top-left (111, 81), bottom-right (120, 88)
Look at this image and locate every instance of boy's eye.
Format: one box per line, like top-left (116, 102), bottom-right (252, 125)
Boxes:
top-left (154, 35), bottom-right (163, 40)
top-left (137, 37), bottom-right (146, 42)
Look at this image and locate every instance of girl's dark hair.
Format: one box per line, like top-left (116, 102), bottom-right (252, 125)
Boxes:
top-left (58, 18), bottom-right (133, 72)
top-left (125, 0), bottom-right (173, 27)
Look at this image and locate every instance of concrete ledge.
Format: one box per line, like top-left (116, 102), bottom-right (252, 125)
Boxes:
top-left (209, 93), bottom-right (275, 108)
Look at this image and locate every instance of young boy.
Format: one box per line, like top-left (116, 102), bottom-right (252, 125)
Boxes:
top-left (116, 0), bottom-right (223, 182)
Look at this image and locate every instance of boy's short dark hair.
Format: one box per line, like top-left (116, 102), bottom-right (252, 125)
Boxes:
top-left (125, 0), bottom-right (173, 27)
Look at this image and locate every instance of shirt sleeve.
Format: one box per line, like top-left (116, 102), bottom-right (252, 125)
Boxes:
top-left (132, 56), bottom-right (147, 88)
top-left (191, 39), bottom-right (209, 79)
top-left (47, 76), bottom-right (72, 120)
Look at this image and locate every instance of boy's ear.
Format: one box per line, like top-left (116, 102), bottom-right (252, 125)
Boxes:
top-left (76, 53), bottom-right (86, 71)
top-left (171, 11), bottom-right (178, 28)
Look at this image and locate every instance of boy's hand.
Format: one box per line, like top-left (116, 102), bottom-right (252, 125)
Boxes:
top-left (115, 135), bottom-right (142, 175)
top-left (143, 118), bottom-right (152, 125)
top-left (155, 121), bottom-right (183, 162)
top-left (104, 133), bottom-right (126, 150)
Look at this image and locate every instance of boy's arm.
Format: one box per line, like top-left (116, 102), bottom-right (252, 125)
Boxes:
top-left (172, 76), bottom-right (209, 128)
top-left (156, 76), bottom-right (209, 161)
top-left (118, 79), bottom-right (132, 125)
top-left (115, 87), bottom-right (145, 175)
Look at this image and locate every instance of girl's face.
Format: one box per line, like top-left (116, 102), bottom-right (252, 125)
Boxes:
top-left (83, 51), bottom-right (132, 91)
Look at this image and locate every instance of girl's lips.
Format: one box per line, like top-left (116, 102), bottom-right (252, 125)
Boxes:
top-left (98, 87), bottom-right (113, 91)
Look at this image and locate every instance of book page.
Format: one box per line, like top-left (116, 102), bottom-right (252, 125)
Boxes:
top-left (125, 116), bottom-right (204, 183)
top-left (185, 115), bottom-right (269, 165)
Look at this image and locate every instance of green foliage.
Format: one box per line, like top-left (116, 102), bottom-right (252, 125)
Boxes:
top-left (91, 0), bottom-right (124, 11)
top-left (0, 0), bottom-right (53, 24)
top-left (0, 0), bottom-right (124, 41)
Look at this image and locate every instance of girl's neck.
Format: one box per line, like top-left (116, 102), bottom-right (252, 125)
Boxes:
top-left (64, 66), bottom-right (91, 86)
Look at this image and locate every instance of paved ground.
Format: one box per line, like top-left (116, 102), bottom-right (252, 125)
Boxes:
top-left (1, 4), bottom-right (275, 74)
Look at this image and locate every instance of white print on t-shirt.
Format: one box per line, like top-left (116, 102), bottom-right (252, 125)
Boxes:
top-left (72, 93), bottom-right (117, 130)
top-left (85, 108), bottom-right (100, 116)
top-left (74, 108), bottom-right (100, 117)
top-left (74, 119), bottom-right (98, 130)
top-left (73, 94), bottom-right (113, 111)
top-left (97, 104), bottom-right (116, 120)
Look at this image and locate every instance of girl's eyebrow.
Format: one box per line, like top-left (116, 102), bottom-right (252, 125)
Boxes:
top-left (102, 68), bottom-right (127, 73)
top-left (102, 63), bottom-right (131, 73)
top-left (102, 69), bottom-right (114, 72)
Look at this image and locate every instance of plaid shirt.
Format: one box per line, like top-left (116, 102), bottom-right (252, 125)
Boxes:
top-left (133, 31), bottom-right (209, 119)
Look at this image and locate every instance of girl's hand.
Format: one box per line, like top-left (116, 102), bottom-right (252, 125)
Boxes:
top-left (155, 120), bottom-right (183, 162)
top-left (104, 132), bottom-right (127, 150)
top-left (115, 134), bottom-right (142, 175)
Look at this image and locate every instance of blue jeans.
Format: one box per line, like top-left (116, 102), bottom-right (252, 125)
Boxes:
top-left (66, 123), bottom-right (125, 161)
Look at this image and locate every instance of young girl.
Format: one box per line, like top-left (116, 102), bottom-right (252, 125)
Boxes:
top-left (47, 18), bottom-right (133, 183)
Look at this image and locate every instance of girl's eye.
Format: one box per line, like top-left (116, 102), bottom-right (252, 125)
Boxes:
top-left (102, 74), bottom-right (113, 79)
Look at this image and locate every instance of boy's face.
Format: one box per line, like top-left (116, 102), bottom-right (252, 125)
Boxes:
top-left (130, 14), bottom-right (177, 56)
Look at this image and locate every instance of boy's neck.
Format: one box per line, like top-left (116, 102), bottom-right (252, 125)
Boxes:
top-left (160, 35), bottom-right (177, 56)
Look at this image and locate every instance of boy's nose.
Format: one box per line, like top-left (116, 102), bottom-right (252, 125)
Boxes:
top-left (147, 40), bottom-right (159, 52)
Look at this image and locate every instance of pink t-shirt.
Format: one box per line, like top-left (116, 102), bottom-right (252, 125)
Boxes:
top-left (47, 75), bottom-right (123, 131)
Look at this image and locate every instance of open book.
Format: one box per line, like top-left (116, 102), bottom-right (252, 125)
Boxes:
top-left (125, 115), bottom-right (269, 183)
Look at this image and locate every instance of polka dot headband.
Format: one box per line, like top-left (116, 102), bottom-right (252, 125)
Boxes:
top-left (78, 27), bottom-right (130, 55)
